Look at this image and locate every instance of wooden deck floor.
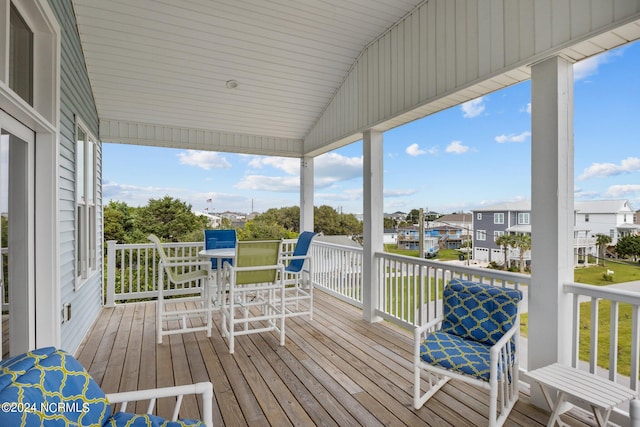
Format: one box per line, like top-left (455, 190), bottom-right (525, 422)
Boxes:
top-left (75, 292), bottom-right (591, 426)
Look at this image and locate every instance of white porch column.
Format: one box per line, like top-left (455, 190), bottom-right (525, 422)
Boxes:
top-left (363, 130), bottom-right (383, 323)
top-left (529, 56), bottom-right (574, 376)
top-left (300, 156), bottom-right (314, 232)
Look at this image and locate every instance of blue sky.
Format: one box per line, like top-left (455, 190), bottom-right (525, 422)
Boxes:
top-left (103, 41), bottom-right (640, 215)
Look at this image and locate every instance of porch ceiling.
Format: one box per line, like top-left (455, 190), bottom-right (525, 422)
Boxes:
top-left (73, 1), bottom-right (640, 158)
top-left (72, 0), bottom-right (422, 153)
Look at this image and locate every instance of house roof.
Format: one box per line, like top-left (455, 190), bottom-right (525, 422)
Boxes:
top-left (574, 200), bottom-right (635, 214)
top-left (436, 213), bottom-right (472, 223)
top-left (474, 200), bottom-right (636, 214)
top-left (71, 1), bottom-right (640, 158)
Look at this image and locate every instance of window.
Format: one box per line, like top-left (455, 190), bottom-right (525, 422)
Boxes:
top-left (476, 230), bottom-right (486, 241)
top-left (518, 212), bottom-right (530, 224)
top-left (585, 214), bottom-right (589, 222)
top-left (9, 3), bottom-right (33, 105)
top-left (76, 119), bottom-right (97, 286)
top-left (476, 213), bottom-right (482, 220)
top-left (494, 213), bottom-right (504, 224)
top-left (494, 230), bottom-right (504, 240)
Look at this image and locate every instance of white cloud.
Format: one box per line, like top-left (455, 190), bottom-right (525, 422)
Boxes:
top-left (604, 184), bottom-right (640, 198)
top-left (177, 150), bottom-right (231, 170)
top-left (574, 50), bottom-right (621, 81)
top-left (247, 157), bottom-right (299, 175)
top-left (578, 157), bottom-right (640, 180)
top-left (520, 103), bottom-right (531, 114)
top-left (406, 143), bottom-right (426, 156)
top-left (235, 175), bottom-right (300, 192)
top-left (461, 97), bottom-right (486, 118)
top-left (236, 152), bottom-right (363, 192)
top-left (446, 141), bottom-right (469, 154)
top-left (495, 131), bottom-right (531, 143)
top-left (384, 189), bottom-right (417, 197)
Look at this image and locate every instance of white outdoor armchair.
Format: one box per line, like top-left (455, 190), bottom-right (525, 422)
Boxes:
top-left (414, 279), bottom-right (523, 427)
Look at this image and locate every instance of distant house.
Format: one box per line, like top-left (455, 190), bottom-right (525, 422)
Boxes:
top-left (574, 200), bottom-right (639, 245)
top-left (385, 211), bottom-right (407, 224)
top-left (194, 211), bottom-right (221, 228)
top-left (397, 226), bottom-right (439, 257)
top-left (470, 200), bottom-right (630, 267)
top-left (383, 228), bottom-right (398, 245)
top-left (429, 213), bottom-right (472, 248)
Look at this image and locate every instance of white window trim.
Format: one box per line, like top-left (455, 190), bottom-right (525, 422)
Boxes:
top-left (518, 212), bottom-right (530, 225)
top-left (75, 116), bottom-right (98, 290)
top-left (1, 0), bottom-right (61, 350)
top-left (477, 213), bottom-right (482, 220)
top-left (476, 229), bottom-right (486, 241)
top-left (494, 213), bottom-right (504, 224)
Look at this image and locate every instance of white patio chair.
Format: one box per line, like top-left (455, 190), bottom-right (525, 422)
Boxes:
top-left (280, 231), bottom-right (317, 319)
top-left (414, 279), bottom-right (523, 427)
top-left (220, 239), bottom-right (285, 354)
top-left (148, 234), bottom-right (212, 344)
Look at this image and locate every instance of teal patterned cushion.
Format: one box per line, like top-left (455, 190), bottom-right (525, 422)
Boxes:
top-left (0, 347), bottom-right (110, 426)
top-left (440, 279), bottom-right (522, 346)
top-left (106, 412), bottom-right (206, 427)
top-left (420, 331), bottom-right (493, 381)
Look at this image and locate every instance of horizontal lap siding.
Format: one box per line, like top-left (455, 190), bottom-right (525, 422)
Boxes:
top-left (304, 0), bottom-right (640, 153)
top-left (49, 0), bottom-right (102, 354)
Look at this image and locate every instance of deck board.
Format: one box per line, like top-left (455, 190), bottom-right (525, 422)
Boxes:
top-left (76, 291), bottom-right (593, 426)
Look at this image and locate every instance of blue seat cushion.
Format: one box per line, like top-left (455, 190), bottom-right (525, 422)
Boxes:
top-left (420, 331), bottom-right (493, 382)
top-left (0, 347), bottom-right (110, 426)
top-left (440, 279), bottom-right (522, 346)
top-left (106, 412), bottom-right (206, 426)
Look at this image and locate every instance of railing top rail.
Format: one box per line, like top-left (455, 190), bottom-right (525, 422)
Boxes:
top-left (564, 281), bottom-right (640, 305)
top-left (375, 251), bottom-right (531, 285)
top-left (311, 240), bottom-right (363, 253)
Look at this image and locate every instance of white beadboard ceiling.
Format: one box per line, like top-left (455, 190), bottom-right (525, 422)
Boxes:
top-left (72, 0), bottom-right (422, 146)
top-left (73, 0), bottom-right (640, 157)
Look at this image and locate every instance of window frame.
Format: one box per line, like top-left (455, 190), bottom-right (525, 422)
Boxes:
top-left (518, 212), bottom-right (530, 225)
top-left (75, 117), bottom-right (98, 289)
top-left (476, 213), bottom-right (482, 220)
top-left (494, 212), bottom-right (504, 224)
top-left (476, 229), bottom-right (486, 241)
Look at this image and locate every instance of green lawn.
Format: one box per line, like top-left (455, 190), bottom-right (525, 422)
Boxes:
top-left (383, 244), bottom-right (460, 261)
top-left (521, 259), bottom-right (640, 377)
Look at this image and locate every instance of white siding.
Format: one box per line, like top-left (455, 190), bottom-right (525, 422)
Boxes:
top-left (51, 0), bottom-right (103, 354)
top-left (304, 0), bottom-right (640, 154)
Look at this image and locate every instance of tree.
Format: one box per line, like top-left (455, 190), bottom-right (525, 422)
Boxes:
top-left (495, 234), bottom-right (515, 271)
top-left (595, 234), bottom-right (612, 267)
top-left (257, 206), bottom-right (300, 232)
top-left (104, 200), bottom-right (135, 243)
top-left (512, 234), bottom-right (531, 273)
top-left (236, 220), bottom-right (296, 240)
top-left (616, 235), bottom-right (640, 262)
top-left (314, 205), bottom-right (363, 237)
top-left (406, 209), bottom-right (421, 224)
top-left (383, 217), bottom-right (395, 229)
top-left (134, 196), bottom-right (208, 242)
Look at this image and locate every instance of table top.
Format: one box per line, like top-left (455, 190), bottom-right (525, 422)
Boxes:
top-left (199, 248), bottom-right (236, 258)
top-left (527, 363), bottom-right (637, 409)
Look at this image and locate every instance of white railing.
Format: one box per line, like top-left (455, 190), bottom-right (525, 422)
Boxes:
top-left (105, 238), bottom-right (363, 307)
top-left (310, 240), bottom-right (363, 306)
top-left (375, 252), bottom-right (530, 330)
top-left (563, 281), bottom-right (640, 423)
top-left (105, 240), bottom-right (205, 307)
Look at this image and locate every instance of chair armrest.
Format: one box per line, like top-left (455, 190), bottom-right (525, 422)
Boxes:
top-left (106, 381), bottom-right (213, 427)
top-left (489, 316), bottom-right (520, 359)
top-left (414, 315), bottom-right (444, 360)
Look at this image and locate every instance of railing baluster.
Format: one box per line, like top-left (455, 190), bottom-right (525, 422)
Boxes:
top-left (609, 301), bottom-right (619, 382)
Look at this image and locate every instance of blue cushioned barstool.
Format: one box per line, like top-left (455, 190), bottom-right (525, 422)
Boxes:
top-left (413, 279), bottom-right (523, 427)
